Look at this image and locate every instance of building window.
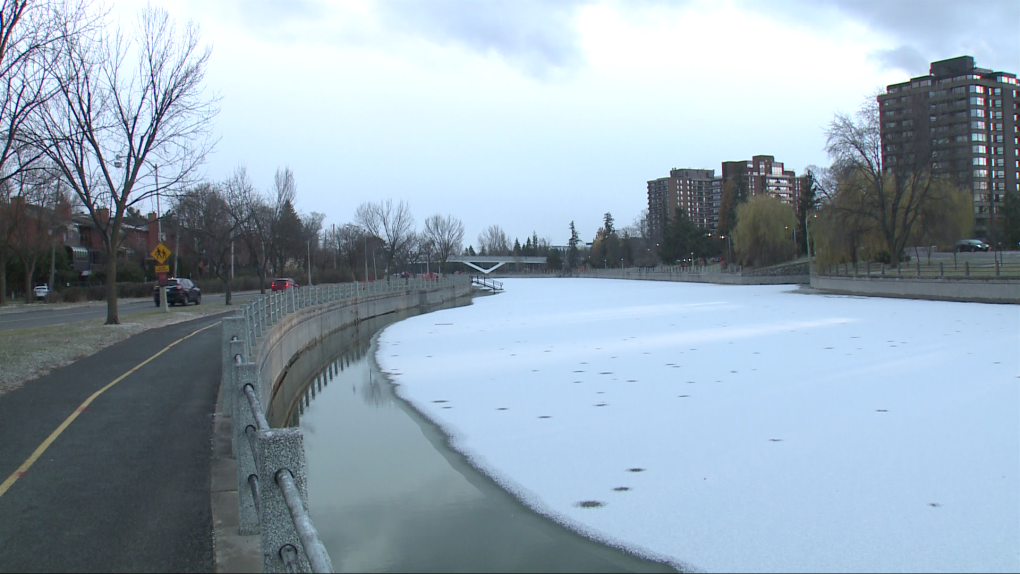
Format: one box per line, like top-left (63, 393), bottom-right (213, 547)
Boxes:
top-left (974, 181), bottom-right (988, 190)
top-left (970, 108), bottom-right (985, 117)
top-left (991, 87), bottom-right (1001, 95)
top-left (990, 122), bottom-right (1001, 131)
top-left (973, 157), bottom-right (987, 166)
top-left (974, 169), bottom-right (988, 178)
top-left (993, 146), bottom-right (1004, 155)
top-left (969, 85), bottom-right (985, 93)
top-left (972, 145), bottom-right (987, 154)
top-left (992, 158), bottom-right (1004, 167)
top-left (991, 111), bottom-right (1002, 119)
top-left (992, 99), bottom-right (1001, 107)
top-left (970, 96), bottom-right (985, 106)
top-left (972, 132), bottom-right (987, 142)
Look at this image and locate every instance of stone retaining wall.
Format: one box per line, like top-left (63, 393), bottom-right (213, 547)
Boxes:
top-left (809, 275), bottom-right (1020, 304)
top-left (253, 282), bottom-right (473, 419)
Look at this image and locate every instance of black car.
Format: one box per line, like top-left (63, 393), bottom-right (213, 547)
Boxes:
top-left (955, 239), bottom-right (990, 252)
top-left (154, 277), bottom-right (201, 306)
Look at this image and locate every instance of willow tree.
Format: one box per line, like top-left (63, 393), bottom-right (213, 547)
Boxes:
top-left (34, 5), bottom-right (218, 324)
top-left (732, 194), bottom-right (798, 268)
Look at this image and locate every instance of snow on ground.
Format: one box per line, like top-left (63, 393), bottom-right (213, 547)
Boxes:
top-left (375, 278), bottom-right (1020, 573)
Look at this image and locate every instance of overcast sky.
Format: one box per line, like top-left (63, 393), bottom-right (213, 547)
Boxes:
top-left (114, 0), bottom-right (1019, 249)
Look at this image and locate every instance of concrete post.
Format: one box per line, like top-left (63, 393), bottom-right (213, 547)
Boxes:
top-left (221, 317), bottom-right (249, 424)
top-left (234, 362), bottom-right (262, 535)
top-left (257, 428), bottom-right (313, 573)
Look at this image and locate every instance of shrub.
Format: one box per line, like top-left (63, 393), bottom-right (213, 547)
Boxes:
top-left (62, 287), bottom-right (85, 303)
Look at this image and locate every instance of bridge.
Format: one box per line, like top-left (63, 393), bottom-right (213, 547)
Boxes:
top-left (448, 255), bottom-right (547, 274)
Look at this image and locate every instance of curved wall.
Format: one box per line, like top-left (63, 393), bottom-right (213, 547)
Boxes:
top-left (252, 282), bottom-right (473, 421)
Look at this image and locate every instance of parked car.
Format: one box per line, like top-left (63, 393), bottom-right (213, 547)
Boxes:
top-left (271, 278), bottom-right (299, 292)
top-left (955, 239), bottom-right (990, 252)
top-left (154, 277), bottom-right (201, 306)
top-left (33, 284), bottom-right (49, 299)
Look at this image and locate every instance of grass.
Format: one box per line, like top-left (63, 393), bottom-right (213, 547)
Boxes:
top-left (0, 303), bottom-right (236, 397)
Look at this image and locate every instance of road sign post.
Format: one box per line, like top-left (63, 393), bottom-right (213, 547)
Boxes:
top-left (151, 243), bottom-right (172, 312)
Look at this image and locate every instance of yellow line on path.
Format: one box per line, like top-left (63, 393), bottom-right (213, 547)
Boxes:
top-left (0, 320), bottom-right (222, 499)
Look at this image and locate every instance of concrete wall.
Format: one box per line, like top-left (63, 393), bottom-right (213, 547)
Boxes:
top-left (569, 268), bottom-right (808, 285)
top-left (810, 275), bottom-right (1020, 304)
top-left (253, 282), bottom-right (473, 418)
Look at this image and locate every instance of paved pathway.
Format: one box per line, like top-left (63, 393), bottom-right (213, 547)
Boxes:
top-left (0, 313), bottom-right (228, 572)
top-left (0, 292), bottom-right (258, 332)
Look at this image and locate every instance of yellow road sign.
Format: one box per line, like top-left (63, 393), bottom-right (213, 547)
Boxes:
top-left (150, 242), bottom-right (171, 264)
top-left (154, 264), bottom-right (170, 273)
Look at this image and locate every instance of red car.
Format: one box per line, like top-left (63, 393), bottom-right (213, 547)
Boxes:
top-left (271, 278), bottom-right (299, 291)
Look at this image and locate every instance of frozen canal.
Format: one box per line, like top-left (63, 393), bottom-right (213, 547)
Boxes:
top-left (373, 278), bottom-right (1019, 573)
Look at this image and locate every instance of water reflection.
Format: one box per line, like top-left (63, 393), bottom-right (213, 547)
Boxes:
top-left (288, 302), bottom-right (679, 573)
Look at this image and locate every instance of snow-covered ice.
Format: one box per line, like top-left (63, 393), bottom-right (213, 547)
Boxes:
top-left (375, 278), bottom-right (1020, 573)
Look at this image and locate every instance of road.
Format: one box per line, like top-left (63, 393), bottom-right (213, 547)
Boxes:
top-left (0, 313), bottom-right (227, 572)
top-left (0, 291), bottom-right (258, 332)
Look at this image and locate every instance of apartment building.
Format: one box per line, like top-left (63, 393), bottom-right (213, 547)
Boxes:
top-left (720, 155), bottom-right (805, 207)
top-left (878, 55), bottom-right (1019, 238)
top-left (647, 168), bottom-right (717, 241)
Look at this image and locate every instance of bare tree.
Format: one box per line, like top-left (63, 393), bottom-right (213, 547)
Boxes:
top-left (354, 198), bottom-right (414, 279)
top-left (0, 1), bottom-right (94, 191)
top-left (422, 213), bottom-right (463, 275)
top-left (477, 224), bottom-right (510, 255)
top-left (5, 166), bottom-right (66, 301)
top-left (175, 182), bottom-right (238, 303)
top-left (33, 4), bottom-right (218, 323)
top-left (331, 222), bottom-right (366, 278)
top-left (223, 165), bottom-right (271, 293)
top-left (268, 166), bottom-right (295, 273)
top-left (825, 96), bottom-right (955, 266)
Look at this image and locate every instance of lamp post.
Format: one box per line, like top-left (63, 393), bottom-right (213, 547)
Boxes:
top-left (117, 155), bottom-right (166, 310)
top-left (805, 212), bottom-right (817, 275)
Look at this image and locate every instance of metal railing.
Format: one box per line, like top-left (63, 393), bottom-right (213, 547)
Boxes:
top-left (471, 275), bottom-right (504, 291)
top-left (221, 276), bottom-right (470, 572)
top-left (814, 256), bottom-right (1020, 280)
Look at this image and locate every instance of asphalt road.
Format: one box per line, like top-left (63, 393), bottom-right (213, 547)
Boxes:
top-left (0, 291), bottom-right (257, 332)
top-left (0, 313), bottom-right (228, 572)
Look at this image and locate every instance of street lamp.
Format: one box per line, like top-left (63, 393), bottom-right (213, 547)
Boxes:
top-left (117, 154), bottom-right (167, 310)
top-left (805, 212), bottom-right (818, 275)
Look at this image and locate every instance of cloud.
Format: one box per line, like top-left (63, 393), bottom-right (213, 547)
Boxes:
top-left (372, 0), bottom-right (592, 79)
top-left (741, 0), bottom-right (1020, 74)
top-left (870, 45), bottom-right (928, 74)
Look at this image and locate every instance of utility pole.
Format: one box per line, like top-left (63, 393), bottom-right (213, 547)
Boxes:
top-left (307, 239), bottom-right (312, 286)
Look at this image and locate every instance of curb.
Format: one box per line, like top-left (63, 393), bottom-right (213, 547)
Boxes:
top-left (211, 359), bottom-right (261, 572)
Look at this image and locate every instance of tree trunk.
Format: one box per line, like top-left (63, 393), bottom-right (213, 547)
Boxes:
top-left (22, 256), bottom-right (37, 304)
top-left (105, 255), bottom-right (119, 325)
top-left (0, 254), bottom-right (7, 305)
top-left (224, 277), bottom-right (232, 305)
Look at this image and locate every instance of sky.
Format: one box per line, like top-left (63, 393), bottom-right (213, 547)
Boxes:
top-left (111, 0), bottom-right (1020, 249)
top-left (374, 279), bottom-right (1019, 572)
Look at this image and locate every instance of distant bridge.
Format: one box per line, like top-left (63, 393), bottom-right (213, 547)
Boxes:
top-left (449, 255), bottom-right (546, 274)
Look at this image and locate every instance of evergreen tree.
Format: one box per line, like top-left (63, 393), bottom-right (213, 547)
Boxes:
top-left (567, 221), bottom-right (580, 269)
top-left (796, 171), bottom-right (820, 255)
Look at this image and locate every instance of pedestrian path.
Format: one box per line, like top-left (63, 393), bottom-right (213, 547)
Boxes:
top-left (0, 314), bottom-right (226, 572)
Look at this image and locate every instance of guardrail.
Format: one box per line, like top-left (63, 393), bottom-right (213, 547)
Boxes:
top-left (471, 275), bottom-right (504, 292)
top-left (814, 257), bottom-right (1020, 279)
top-left (221, 276), bottom-right (468, 572)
